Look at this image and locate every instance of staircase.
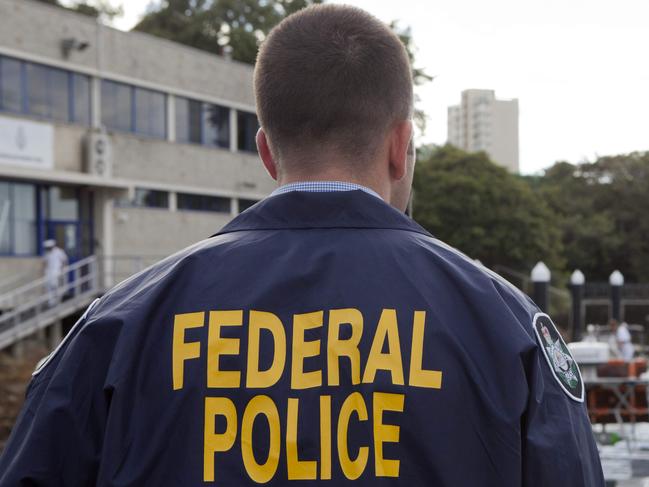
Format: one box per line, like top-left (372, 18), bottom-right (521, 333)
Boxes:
top-left (0, 256), bottom-right (100, 350)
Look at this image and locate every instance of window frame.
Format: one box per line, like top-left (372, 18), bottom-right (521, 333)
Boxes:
top-left (133, 188), bottom-right (170, 209)
top-left (175, 96), bottom-right (232, 150)
top-left (237, 110), bottom-right (259, 153)
top-left (101, 80), bottom-right (167, 139)
top-left (0, 181), bottom-right (39, 257)
top-left (134, 86), bottom-right (167, 139)
top-left (175, 96), bottom-right (203, 145)
top-left (0, 55), bottom-right (91, 125)
top-left (177, 193), bottom-right (231, 213)
top-left (0, 56), bottom-right (24, 114)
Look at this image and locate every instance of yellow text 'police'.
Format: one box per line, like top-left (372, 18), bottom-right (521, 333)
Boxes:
top-left (172, 308), bottom-right (443, 483)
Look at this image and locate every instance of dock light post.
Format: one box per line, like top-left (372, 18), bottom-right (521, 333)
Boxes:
top-left (531, 261), bottom-right (551, 313)
top-left (570, 270), bottom-right (585, 341)
top-left (609, 270), bottom-right (624, 321)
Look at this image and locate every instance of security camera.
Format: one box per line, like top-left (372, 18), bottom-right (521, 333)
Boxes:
top-left (61, 38), bottom-right (90, 59)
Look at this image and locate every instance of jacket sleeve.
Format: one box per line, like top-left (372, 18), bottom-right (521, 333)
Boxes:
top-left (0, 300), bottom-right (110, 487)
top-left (521, 335), bottom-right (605, 486)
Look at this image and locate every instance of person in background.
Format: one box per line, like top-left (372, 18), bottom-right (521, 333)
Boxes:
top-left (584, 324), bottom-right (598, 342)
top-left (42, 239), bottom-right (68, 308)
top-left (609, 318), bottom-right (634, 362)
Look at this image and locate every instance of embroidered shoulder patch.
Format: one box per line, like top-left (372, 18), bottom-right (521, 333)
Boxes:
top-left (533, 313), bottom-right (584, 402)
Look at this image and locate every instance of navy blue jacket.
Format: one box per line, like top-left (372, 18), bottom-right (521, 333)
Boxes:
top-left (0, 190), bottom-right (604, 486)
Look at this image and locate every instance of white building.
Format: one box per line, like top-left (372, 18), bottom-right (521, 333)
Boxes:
top-left (0, 0), bottom-right (275, 348)
top-left (447, 89), bottom-right (519, 173)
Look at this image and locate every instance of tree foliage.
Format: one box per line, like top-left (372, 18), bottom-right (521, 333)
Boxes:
top-left (533, 153), bottom-right (649, 282)
top-left (413, 145), bottom-right (565, 273)
top-left (414, 146), bottom-right (649, 283)
top-left (133, 0), bottom-right (324, 64)
top-left (33, 0), bottom-right (123, 20)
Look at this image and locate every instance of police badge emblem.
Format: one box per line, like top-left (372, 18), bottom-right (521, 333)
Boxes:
top-left (533, 313), bottom-right (584, 402)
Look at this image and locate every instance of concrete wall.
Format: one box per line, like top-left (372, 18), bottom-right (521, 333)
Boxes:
top-left (99, 27), bottom-right (254, 107)
top-left (111, 206), bottom-right (230, 259)
top-left (0, 258), bottom-right (41, 286)
top-left (447, 106), bottom-right (462, 148)
top-left (0, 0), bottom-right (255, 108)
top-left (109, 133), bottom-right (275, 195)
top-left (0, 1), bottom-right (99, 68)
top-left (54, 124), bottom-right (86, 173)
top-left (492, 100), bottom-right (520, 173)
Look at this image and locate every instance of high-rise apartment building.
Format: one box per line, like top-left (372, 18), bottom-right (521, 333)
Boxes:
top-left (447, 89), bottom-right (519, 173)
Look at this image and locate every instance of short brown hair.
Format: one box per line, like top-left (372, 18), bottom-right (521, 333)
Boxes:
top-left (254, 4), bottom-right (413, 166)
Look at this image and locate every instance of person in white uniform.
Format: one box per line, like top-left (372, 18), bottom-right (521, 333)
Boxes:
top-left (609, 319), bottom-right (634, 362)
top-left (43, 239), bottom-right (68, 307)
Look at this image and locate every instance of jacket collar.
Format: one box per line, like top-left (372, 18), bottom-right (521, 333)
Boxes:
top-left (214, 190), bottom-right (431, 237)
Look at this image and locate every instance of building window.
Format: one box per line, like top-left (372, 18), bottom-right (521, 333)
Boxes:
top-left (101, 81), bottom-right (166, 138)
top-left (42, 186), bottom-right (79, 220)
top-left (133, 188), bottom-right (169, 208)
top-left (26, 63), bottom-right (50, 118)
top-left (237, 111), bottom-right (258, 153)
top-left (175, 96), bottom-right (202, 144)
top-left (0, 182), bottom-right (37, 256)
top-left (177, 193), bottom-right (230, 213)
top-left (72, 74), bottom-right (91, 126)
top-left (135, 87), bottom-right (166, 138)
top-left (0, 184), bottom-right (10, 254)
top-left (13, 184), bottom-right (37, 254)
top-left (175, 97), bottom-right (230, 149)
top-left (0, 56), bottom-right (90, 124)
top-left (101, 80), bottom-right (133, 133)
top-left (0, 57), bottom-right (23, 113)
top-left (238, 198), bottom-right (258, 212)
top-left (203, 103), bottom-right (230, 148)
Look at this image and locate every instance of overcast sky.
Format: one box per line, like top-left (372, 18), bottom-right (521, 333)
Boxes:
top-left (106, 0), bottom-right (649, 174)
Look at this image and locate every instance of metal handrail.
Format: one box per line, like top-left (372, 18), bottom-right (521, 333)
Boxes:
top-left (0, 256), bottom-right (97, 309)
top-left (0, 253), bottom-right (168, 350)
top-left (0, 256), bottom-right (99, 350)
top-left (0, 271), bottom-right (36, 296)
top-left (0, 272), bottom-right (95, 324)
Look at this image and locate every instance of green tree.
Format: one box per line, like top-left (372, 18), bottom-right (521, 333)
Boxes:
top-left (534, 152), bottom-right (649, 282)
top-left (532, 161), bottom-right (620, 281)
top-left (413, 145), bottom-right (564, 273)
top-left (69, 1), bottom-right (122, 20)
top-left (133, 0), bottom-right (324, 64)
top-left (33, 0), bottom-right (122, 20)
top-left (390, 21), bottom-right (433, 134)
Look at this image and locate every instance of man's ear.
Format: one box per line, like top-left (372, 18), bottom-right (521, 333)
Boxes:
top-left (388, 120), bottom-right (413, 181)
top-left (256, 128), bottom-right (278, 181)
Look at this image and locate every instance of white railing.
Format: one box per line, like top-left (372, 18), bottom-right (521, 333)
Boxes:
top-left (0, 256), bottom-right (99, 350)
top-left (0, 271), bottom-right (36, 297)
top-left (0, 253), bottom-right (169, 350)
